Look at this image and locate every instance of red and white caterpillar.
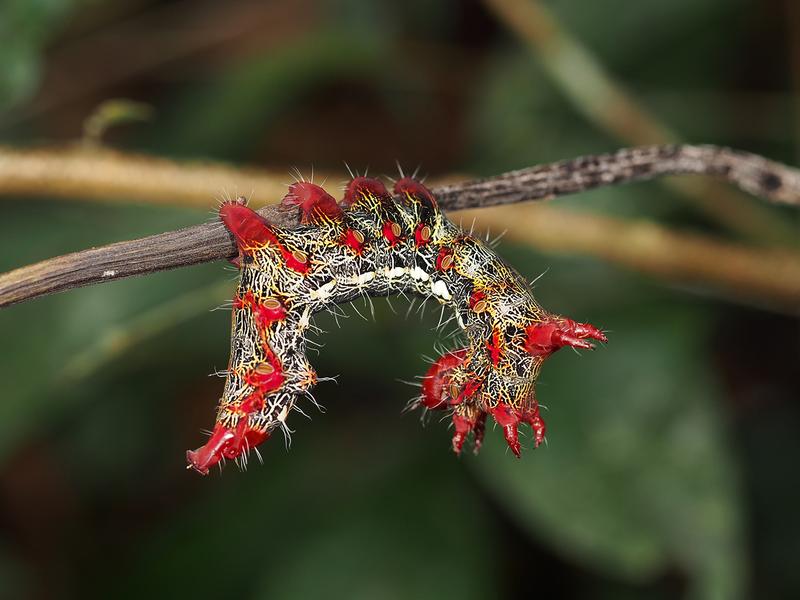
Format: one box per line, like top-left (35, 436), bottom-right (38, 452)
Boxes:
top-left (186, 176), bottom-right (606, 475)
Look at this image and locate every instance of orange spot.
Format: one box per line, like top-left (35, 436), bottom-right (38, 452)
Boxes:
top-left (283, 248), bottom-right (309, 274)
top-left (421, 349), bottom-right (467, 410)
top-left (342, 229), bottom-right (366, 254)
top-left (244, 354), bottom-right (284, 394)
top-left (436, 247), bottom-right (454, 271)
top-left (236, 292), bottom-right (287, 328)
top-left (469, 289), bottom-right (486, 310)
top-left (255, 363), bottom-right (275, 375)
top-left (382, 221), bottom-right (404, 246)
top-left (414, 223), bottom-right (432, 246)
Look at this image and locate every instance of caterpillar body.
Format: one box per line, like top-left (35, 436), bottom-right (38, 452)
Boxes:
top-left (186, 176), bottom-right (606, 475)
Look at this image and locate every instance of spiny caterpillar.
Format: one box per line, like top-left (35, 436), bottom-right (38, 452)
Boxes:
top-left (186, 176), bottom-right (606, 475)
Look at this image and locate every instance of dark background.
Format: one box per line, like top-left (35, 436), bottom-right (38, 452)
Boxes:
top-left (1, 1), bottom-right (798, 598)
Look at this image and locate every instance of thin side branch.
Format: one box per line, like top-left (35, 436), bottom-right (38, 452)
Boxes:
top-left (482, 0), bottom-right (797, 244)
top-left (433, 144), bottom-right (800, 209)
top-left (0, 144), bottom-right (798, 308)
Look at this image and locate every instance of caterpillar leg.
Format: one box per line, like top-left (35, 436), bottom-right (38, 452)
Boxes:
top-left (422, 350), bottom-right (492, 455)
top-left (489, 402), bottom-right (521, 457)
top-left (472, 412), bottom-right (488, 454)
top-left (421, 349), bottom-right (467, 410)
top-left (519, 402), bottom-right (546, 448)
top-left (451, 406), bottom-right (484, 455)
top-left (450, 402), bottom-right (545, 457)
top-left (450, 409), bottom-right (491, 455)
top-left (186, 412), bottom-right (271, 475)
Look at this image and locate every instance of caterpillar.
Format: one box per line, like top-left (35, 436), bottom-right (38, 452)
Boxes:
top-left (186, 176), bottom-right (606, 475)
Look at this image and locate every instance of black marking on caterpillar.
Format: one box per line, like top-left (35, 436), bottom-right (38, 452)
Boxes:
top-left (186, 176), bottom-right (606, 474)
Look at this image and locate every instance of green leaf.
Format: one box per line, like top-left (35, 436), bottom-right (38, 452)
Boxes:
top-left (0, 0), bottom-right (80, 114)
top-left (152, 30), bottom-right (390, 161)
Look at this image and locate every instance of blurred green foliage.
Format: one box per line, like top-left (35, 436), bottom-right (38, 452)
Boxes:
top-left (0, 0), bottom-right (80, 113)
top-left (0, 1), bottom-right (798, 599)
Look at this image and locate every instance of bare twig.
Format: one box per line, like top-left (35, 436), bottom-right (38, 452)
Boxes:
top-left (482, 0), bottom-right (796, 243)
top-left (0, 144), bottom-right (798, 308)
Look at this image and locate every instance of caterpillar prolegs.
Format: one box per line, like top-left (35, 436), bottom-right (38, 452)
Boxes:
top-left (186, 176), bottom-right (606, 475)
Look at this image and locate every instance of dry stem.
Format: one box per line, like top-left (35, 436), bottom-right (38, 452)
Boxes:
top-left (0, 144), bottom-right (798, 309)
top-left (483, 0), bottom-right (796, 243)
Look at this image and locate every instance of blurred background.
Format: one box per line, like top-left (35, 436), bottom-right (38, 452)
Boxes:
top-left (0, 1), bottom-right (799, 598)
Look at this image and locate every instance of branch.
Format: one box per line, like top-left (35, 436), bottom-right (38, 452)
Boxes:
top-left (482, 0), bottom-right (796, 243)
top-left (0, 144), bottom-right (798, 308)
